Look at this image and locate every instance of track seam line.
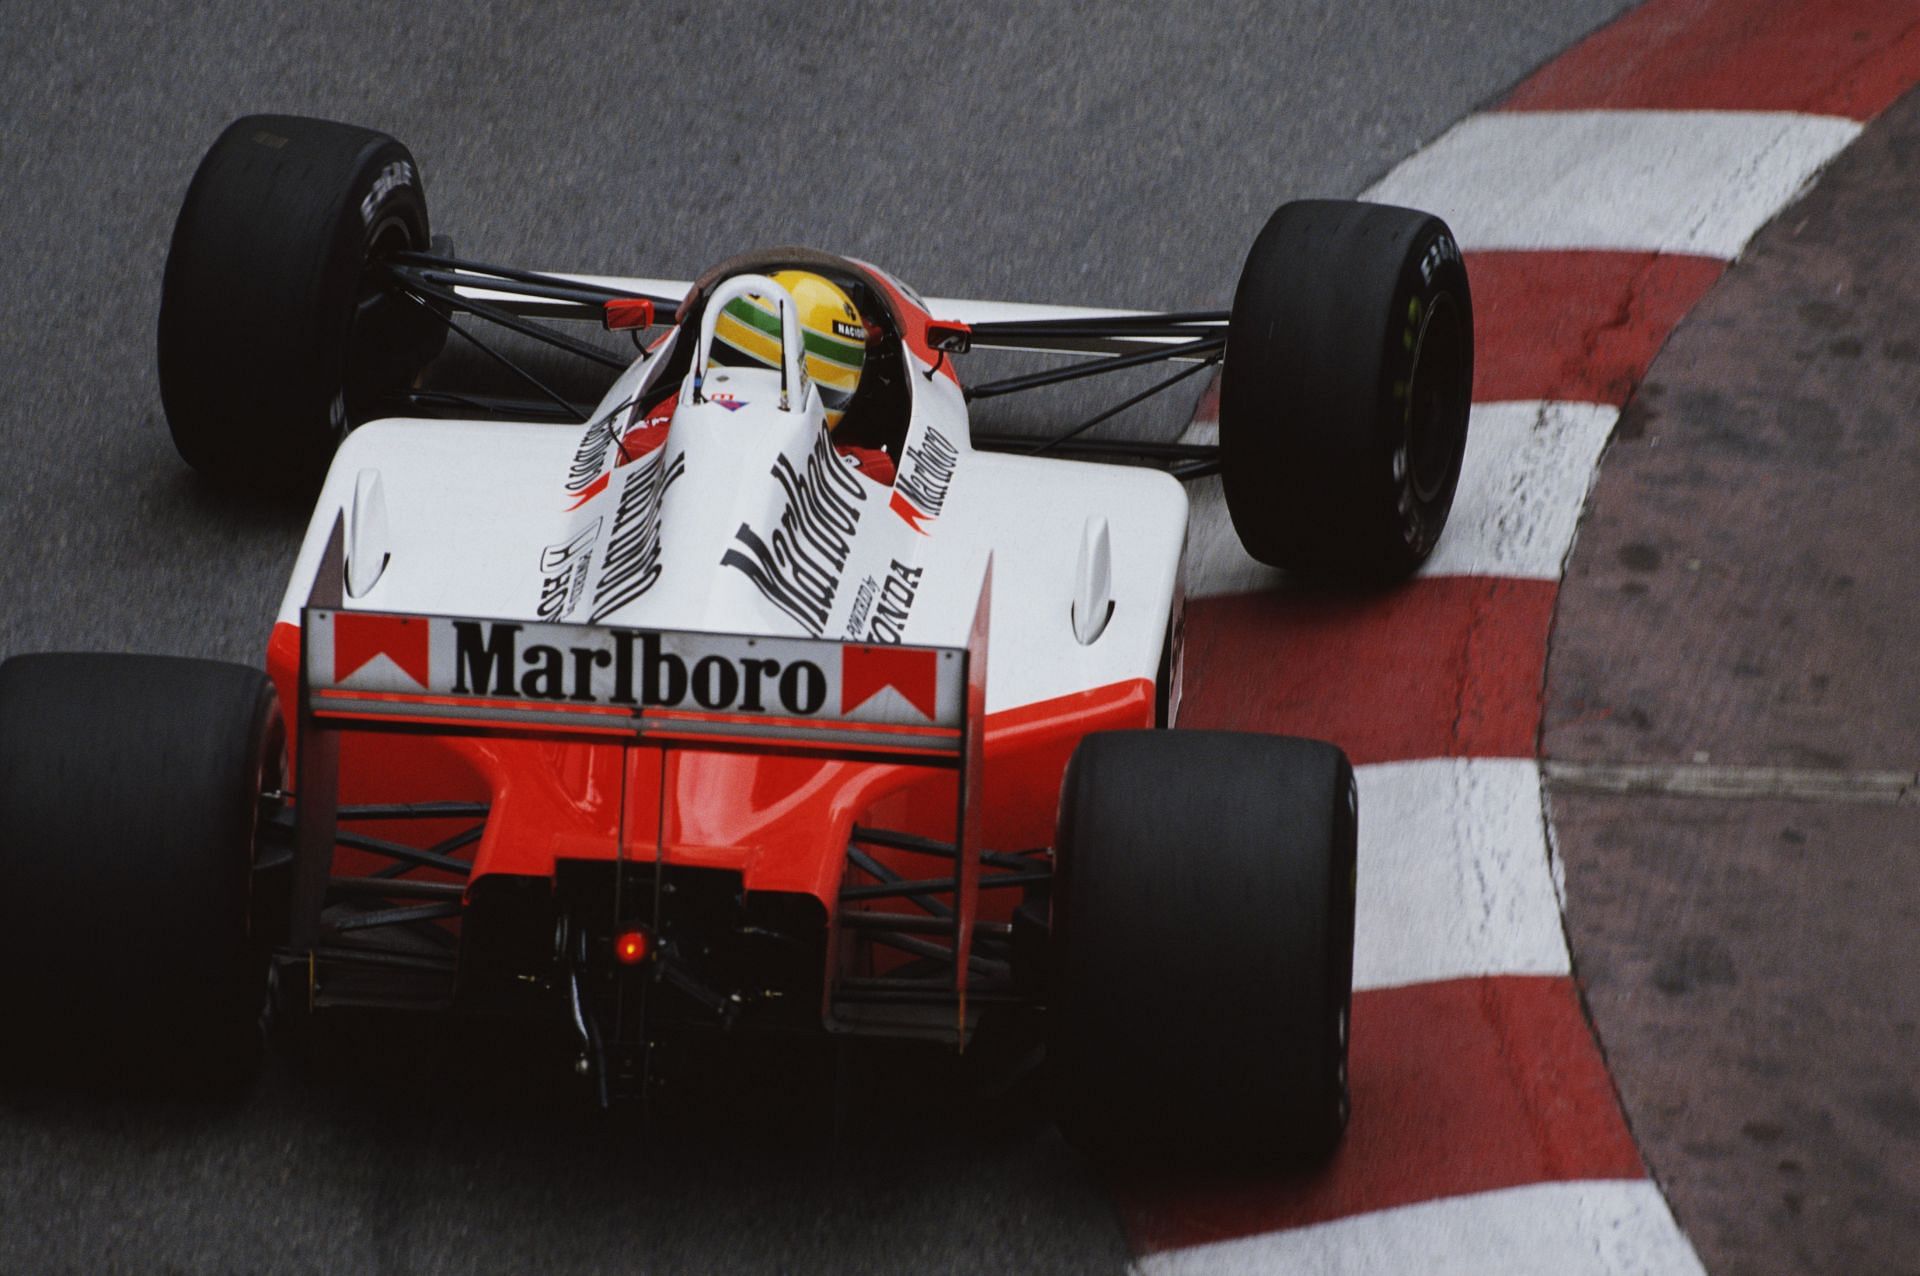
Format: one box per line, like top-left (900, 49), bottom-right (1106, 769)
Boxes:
top-left (1544, 760), bottom-right (1920, 803)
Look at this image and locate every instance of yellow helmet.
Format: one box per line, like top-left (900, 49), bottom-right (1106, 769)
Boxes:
top-left (709, 270), bottom-right (868, 428)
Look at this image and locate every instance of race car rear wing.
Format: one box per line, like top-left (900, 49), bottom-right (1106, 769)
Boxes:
top-left (288, 517), bottom-right (992, 1015)
top-left (302, 608), bottom-right (973, 760)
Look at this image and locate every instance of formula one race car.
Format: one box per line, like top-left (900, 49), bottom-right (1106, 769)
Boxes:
top-left (0, 116), bottom-right (1472, 1165)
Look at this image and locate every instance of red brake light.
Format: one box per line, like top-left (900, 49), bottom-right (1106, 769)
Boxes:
top-left (614, 930), bottom-right (650, 965)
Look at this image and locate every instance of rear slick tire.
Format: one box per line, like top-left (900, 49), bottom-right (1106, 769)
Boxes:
top-left (0, 654), bottom-right (284, 1089)
top-left (1049, 730), bottom-right (1357, 1168)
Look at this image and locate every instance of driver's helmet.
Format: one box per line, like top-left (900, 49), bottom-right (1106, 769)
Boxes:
top-left (710, 269), bottom-right (869, 429)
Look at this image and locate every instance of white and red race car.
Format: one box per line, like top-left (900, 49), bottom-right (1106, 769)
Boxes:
top-left (0, 115), bottom-right (1473, 1165)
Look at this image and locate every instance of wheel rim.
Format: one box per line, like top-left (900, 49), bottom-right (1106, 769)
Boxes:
top-left (1404, 291), bottom-right (1470, 504)
top-left (343, 210), bottom-right (426, 428)
top-left (353, 213), bottom-right (419, 335)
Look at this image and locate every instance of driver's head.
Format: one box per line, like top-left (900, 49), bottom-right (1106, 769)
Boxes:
top-left (710, 269), bottom-right (868, 428)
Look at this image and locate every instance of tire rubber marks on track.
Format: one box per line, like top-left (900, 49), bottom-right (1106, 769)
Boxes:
top-left (1419, 401), bottom-right (1617, 581)
top-left (1363, 110), bottom-right (1860, 257)
top-left (1355, 760), bottom-right (1569, 991)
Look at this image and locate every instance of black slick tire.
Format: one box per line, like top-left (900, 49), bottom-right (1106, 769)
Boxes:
top-left (1049, 730), bottom-right (1357, 1167)
top-left (158, 114), bottom-right (440, 489)
top-left (0, 654), bottom-right (285, 1088)
top-left (1220, 199), bottom-right (1473, 581)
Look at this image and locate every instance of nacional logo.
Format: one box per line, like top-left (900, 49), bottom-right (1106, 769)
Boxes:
top-left (314, 611), bottom-right (954, 727)
top-left (889, 426), bottom-right (957, 535)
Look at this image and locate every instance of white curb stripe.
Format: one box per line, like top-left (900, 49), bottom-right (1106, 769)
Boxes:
top-left (1132, 1179), bottom-right (1706, 1276)
top-left (1355, 758), bottom-right (1568, 991)
top-left (1422, 400), bottom-right (1618, 580)
top-left (1362, 109), bottom-right (1861, 258)
top-left (1180, 401), bottom-right (1614, 597)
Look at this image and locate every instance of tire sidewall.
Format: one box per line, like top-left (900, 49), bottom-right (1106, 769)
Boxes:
top-left (1049, 730), bottom-right (1356, 1166)
top-left (334, 144), bottom-right (434, 425)
top-left (1219, 200), bottom-right (1474, 580)
top-left (1374, 223), bottom-right (1471, 568)
top-left (158, 117), bottom-right (434, 486)
top-left (0, 655), bottom-right (283, 1083)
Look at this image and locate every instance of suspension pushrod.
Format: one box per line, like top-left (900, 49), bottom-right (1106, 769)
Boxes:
top-left (849, 827), bottom-right (1042, 873)
top-left (392, 269), bottom-right (631, 370)
top-left (968, 324), bottom-right (1227, 341)
top-left (372, 823), bottom-right (483, 881)
top-left (856, 932), bottom-right (1009, 975)
top-left (324, 901), bottom-right (462, 933)
top-left (403, 294), bottom-right (588, 423)
top-left (967, 308), bottom-right (1227, 332)
top-left (326, 877), bottom-right (465, 900)
top-left (1030, 352), bottom-right (1221, 457)
top-left (846, 846), bottom-right (952, 919)
top-left (409, 268), bottom-right (621, 311)
top-left (964, 334), bottom-right (1224, 400)
top-left (389, 250), bottom-right (680, 308)
top-left (839, 870), bottom-right (1051, 902)
top-left (337, 802), bottom-right (491, 821)
top-left (333, 829), bottom-right (472, 876)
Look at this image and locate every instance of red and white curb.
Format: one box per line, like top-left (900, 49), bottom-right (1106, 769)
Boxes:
top-left (1142, 1), bottom-right (1920, 1270)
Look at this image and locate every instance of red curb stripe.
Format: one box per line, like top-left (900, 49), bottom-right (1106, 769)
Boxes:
top-left (1118, 975), bottom-right (1646, 1253)
top-left (1179, 578), bottom-right (1557, 765)
top-left (1470, 250), bottom-right (1726, 405)
top-left (1501, 0), bottom-right (1920, 120)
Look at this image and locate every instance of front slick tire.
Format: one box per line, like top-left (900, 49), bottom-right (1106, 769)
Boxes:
top-left (1221, 199), bottom-right (1473, 582)
top-left (158, 114), bottom-right (438, 490)
top-left (0, 655), bottom-right (283, 1092)
top-left (1050, 730), bottom-right (1357, 1169)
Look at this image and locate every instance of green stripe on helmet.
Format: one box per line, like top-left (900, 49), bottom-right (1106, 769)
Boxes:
top-left (720, 295), bottom-right (864, 368)
top-left (802, 328), bottom-right (865, 370)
